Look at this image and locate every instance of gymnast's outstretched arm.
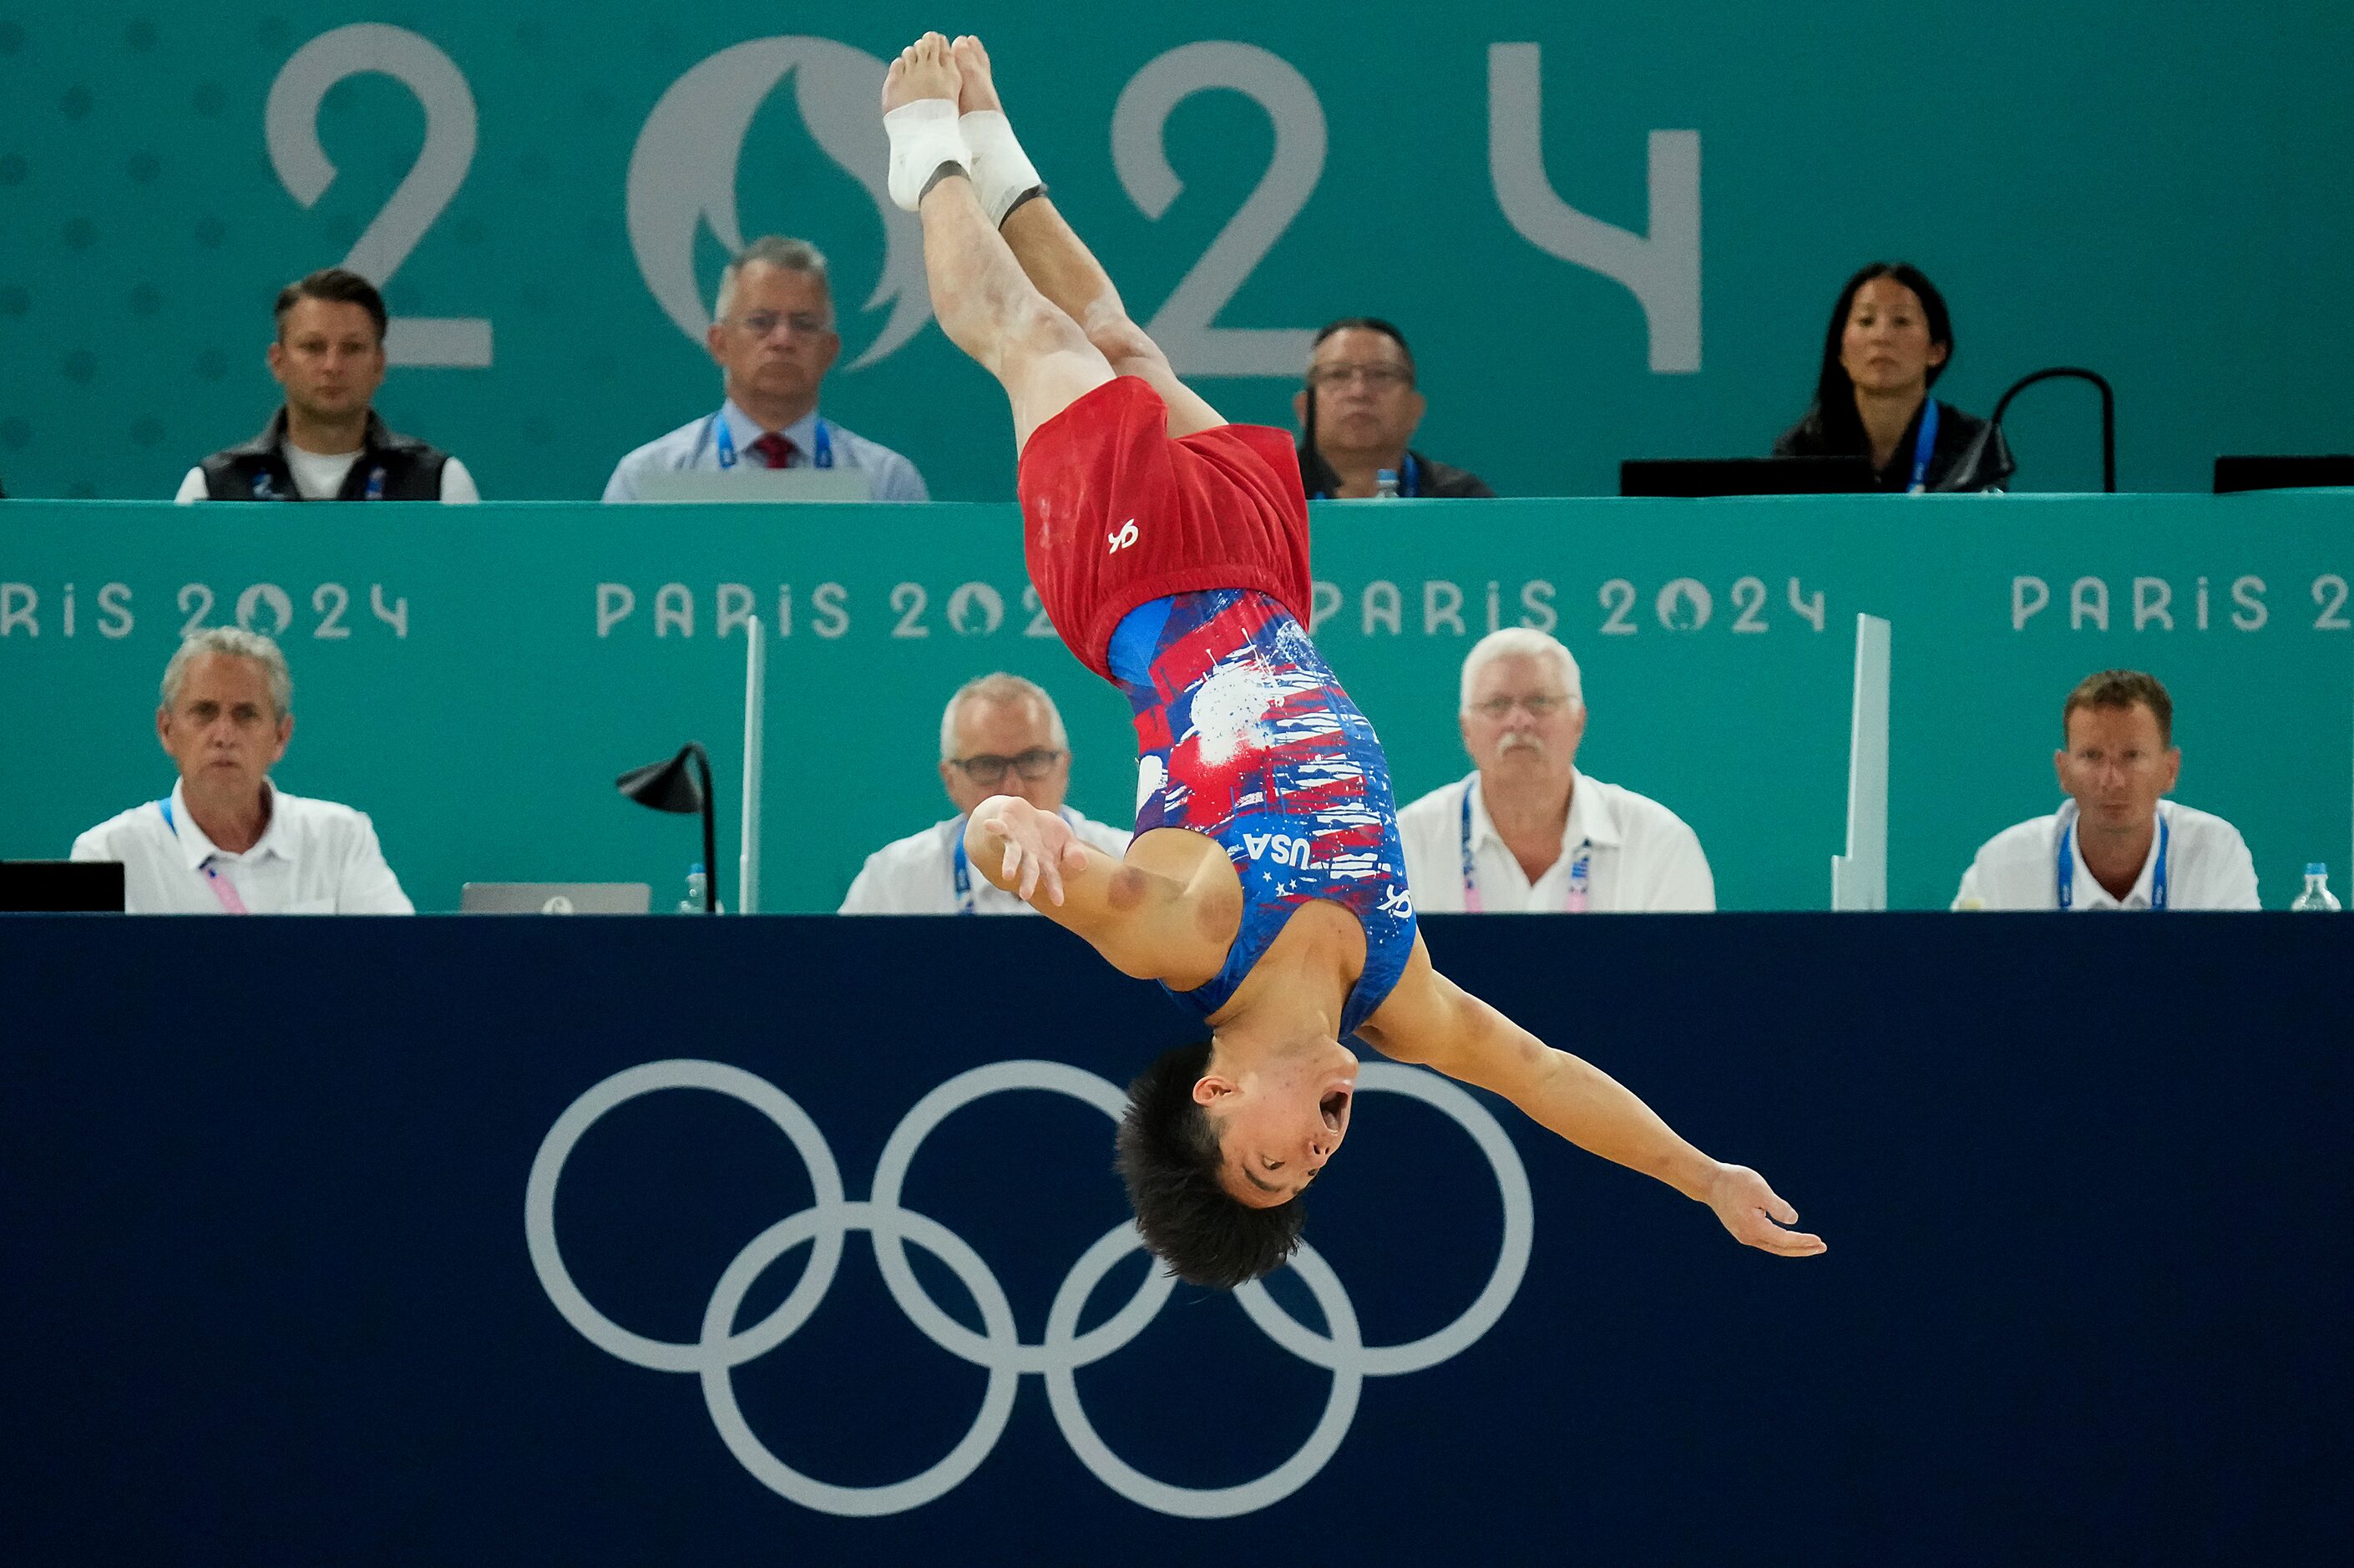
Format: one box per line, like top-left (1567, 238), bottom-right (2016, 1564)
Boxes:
top-left (1356, 939), bottom-right (1827, 1258)
top-left (961, 795), bottom-right (1221, 984)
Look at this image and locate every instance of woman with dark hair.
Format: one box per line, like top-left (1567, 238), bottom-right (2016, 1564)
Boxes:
top-left (1773, 261), bottom-right (2012, 493)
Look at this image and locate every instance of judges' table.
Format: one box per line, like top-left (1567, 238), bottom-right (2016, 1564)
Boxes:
top-left (2, 912), bottom-right (2348, 1564)
top-left (2, 492), bottom-right (2349, 909)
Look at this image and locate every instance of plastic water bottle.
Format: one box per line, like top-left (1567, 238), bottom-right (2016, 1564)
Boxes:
top-left (2291, 863), bottom-right (2341, 911)
top-left (1372, 468), bottom-right (1401, 499)
top-left (679, 862), bottom-right (708, 914)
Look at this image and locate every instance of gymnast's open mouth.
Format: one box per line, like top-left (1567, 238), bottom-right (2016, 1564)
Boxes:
top-left (1320, 1088), bottom-right (1350, 1132)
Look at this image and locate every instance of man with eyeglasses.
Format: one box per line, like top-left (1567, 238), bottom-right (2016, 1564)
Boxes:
top-left (1398, 629), bottom-right (1714, 913)
top-left (839, 672), bottom-right (1128, 913)
top-left (1293, 318), bottom-right (1495, 500)
top-left (603, 236), bottom-right (929, 502)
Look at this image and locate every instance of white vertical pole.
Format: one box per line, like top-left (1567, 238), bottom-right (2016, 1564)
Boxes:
top-left (1831, 613), bottom-right (1891, 911)
top-left (738, 616), bottom-right (766, 915)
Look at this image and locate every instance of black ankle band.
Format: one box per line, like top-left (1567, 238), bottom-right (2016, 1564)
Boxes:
top-left (998, 184), bottom-right (1049, 226)
top-left (919, 161), bottom-right (969, 203)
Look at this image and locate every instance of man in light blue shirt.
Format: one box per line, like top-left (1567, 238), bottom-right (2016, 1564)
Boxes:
top-left (603, 236), bottom-right (929, 503)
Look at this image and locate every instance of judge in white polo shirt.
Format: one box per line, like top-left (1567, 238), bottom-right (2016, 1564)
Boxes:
top-left (839, 672), bottom-right (1128, 914)
top-left (70, 628), bottom-right (413, 914)
top-left (1954, 668), bottom-right (2258, 911)
top-left (1397, 629), bottom-right (1714, 913)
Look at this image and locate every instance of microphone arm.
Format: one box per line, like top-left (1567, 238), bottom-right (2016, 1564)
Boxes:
top-left (1991, 367), bottom-right (2116, 493)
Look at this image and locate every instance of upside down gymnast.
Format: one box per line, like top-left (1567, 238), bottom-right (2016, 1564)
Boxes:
top-left (880, 33), bottom-right (1826, 1287)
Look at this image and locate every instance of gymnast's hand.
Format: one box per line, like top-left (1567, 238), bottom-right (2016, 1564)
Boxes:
top-left (969, 795), bottom-right (1090, 906)
top-left (1702, 1164), bottom-right (1826, 1257)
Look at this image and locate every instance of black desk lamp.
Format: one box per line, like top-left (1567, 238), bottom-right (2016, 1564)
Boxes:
top-left (617, 743), bottom-right (716, 913)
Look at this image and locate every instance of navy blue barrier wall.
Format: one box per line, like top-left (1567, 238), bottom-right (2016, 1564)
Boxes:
top-left (3, 913), bottom-right (2350, 1565)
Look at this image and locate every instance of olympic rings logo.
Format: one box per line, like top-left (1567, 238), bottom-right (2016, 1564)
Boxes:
top-left (525, 1058), bottom-right (1533, 1519)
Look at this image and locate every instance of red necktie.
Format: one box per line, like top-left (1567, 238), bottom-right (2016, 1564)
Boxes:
top-left (749, 432), bottom-right (796, 468)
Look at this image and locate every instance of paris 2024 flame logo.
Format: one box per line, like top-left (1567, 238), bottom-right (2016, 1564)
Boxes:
top-left (625, 38), bottom-right (931, 370)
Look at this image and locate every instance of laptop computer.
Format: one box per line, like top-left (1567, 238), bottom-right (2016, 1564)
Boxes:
top-left (632, 468), bottom-right (873, 503)
top-left (0, 861), bottom-right (127, 912)
top-left (459, 883), bottom-right (652, 914)
top-left (1621, 456), bottom-right (1876, 498)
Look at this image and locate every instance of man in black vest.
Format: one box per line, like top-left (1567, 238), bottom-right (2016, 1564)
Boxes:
top-left (177, 269), bottom-right (478, 503)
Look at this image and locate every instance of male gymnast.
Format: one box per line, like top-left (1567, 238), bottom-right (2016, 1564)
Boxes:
top-left (881, 33), bottom-right (1825, 1287)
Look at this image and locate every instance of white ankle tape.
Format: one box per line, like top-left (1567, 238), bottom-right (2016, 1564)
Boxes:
top-left (883, 99), bottom-right (969, 212)
top-left (959, 109), bottom-right (1044, 226)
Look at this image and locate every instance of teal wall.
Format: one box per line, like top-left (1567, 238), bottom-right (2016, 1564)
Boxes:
top-left (3, 3), bottom-right (2350, 503)
top-left (4, 493), bottom-right (2348, 911)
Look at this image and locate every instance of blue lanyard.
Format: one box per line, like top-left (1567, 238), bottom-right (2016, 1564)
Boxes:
top-left (1906, 400), bottom-right (1941, 493)
top-left (1309, 451), bottom-right (1420, 500)
top-left (1459, 781), bottom-right (1590, 912)
top-left (713, 410), bottom-right (833, 471)
top-left (2058, 814), bottom-right (2169, 910)
top-left (951, 809), bottom-right (1075, 914)
top-left (951, 834), bottom-right (976, 915)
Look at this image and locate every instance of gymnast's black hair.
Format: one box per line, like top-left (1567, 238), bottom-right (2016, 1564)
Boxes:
top-left (1116, 1040), bottom-right (1306, 1290)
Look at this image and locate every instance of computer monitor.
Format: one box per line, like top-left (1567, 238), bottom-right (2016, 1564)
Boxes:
top-left (0, 861), bottom-right (126, 912)
top-left (2213, 456), bottom-right (2354, 494)
top-left (1620, 456), bottom-right (1876, 498)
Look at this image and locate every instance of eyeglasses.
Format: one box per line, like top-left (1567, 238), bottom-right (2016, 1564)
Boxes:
top-left (948, 747), bottom-right (1066, 785)
top-left (1469, 695), bottom-right (1573, 720)
top-left (726, 311), bottom-right (833, 339)
top-left (1306, 363), bottom-right (1413, 391)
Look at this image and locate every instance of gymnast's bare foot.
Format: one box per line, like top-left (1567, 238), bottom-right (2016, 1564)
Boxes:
top-left (951, 35), bottom-right (1002, 115)
top-left (881, 31), bottom-right (961, 115)
top-left (945, 34), bottom-right (1045, 227)
top-left (881, 33), bottom-right (968, 212)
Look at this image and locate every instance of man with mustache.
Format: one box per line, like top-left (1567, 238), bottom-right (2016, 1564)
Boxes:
top-left (1398, 630), bottom-right (1714, 913)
